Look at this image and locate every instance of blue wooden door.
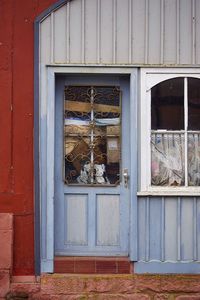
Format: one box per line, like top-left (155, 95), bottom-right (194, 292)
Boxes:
top-left (54, 75), bottom-right (130, 256)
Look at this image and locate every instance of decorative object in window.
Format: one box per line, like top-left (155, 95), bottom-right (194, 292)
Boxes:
top-left (151, 77), bottom-right (200, 187)
top-left (64, 85), bottom-right (121, 185)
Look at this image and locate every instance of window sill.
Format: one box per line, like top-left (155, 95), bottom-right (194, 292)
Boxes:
top-left (137, 188), bottom-right (200, 197)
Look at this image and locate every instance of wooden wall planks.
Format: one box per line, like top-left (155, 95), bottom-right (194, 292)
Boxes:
top-left (41, 0), bottom-right (200, 66)
top-left (138, 197), bottom-right (200, 263)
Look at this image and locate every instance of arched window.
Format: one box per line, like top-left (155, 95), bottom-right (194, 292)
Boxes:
top-left (140, 70), bottom-right (200, 193)
top-left (151, 77), bottom-right (200, 187)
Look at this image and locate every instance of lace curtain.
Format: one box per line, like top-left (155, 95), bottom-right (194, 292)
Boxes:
top-left (151, 133), bottom-right (200, 186)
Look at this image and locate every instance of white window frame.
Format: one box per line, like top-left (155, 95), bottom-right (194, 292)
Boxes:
top-left (139, 68), bottom-right (200, 196)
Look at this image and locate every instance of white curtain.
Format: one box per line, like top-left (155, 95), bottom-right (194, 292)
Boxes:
top-left (151, 133), bottom-right (185, 186)
top-left (188, 133), bottom-right (200, 186)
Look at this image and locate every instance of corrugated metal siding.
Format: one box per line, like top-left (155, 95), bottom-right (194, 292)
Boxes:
top-left (40, 0), bottom-right (200, 65)
top-left (138, 197), bottom-right (200, 262)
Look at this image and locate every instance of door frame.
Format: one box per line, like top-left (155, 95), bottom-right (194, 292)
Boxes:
top-left (38, 66), bottom-right (138, 273)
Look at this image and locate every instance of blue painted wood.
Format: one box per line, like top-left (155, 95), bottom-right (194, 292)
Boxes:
top-left (46, 69), bottom-right (56, 263)
top-left (54, 76), bottom-right (66, 255)
top-left (96, 195), bottom-right (120, 246)
top-left (40, 69), bottom-right (56, 272)
top-left (138, 198), bottom-right (146, 261)
top-left (129, 70), bottom-right (138, 261)
top-left (41, 259), bottom-right (54, 273)
top-left (177, 197), bottom-right (181, 261)
top-left (134, 261), bottom-right (200, 274)
top-left (181, 198), bottom-right (194, 261)
top-left (137, 196), bottom-right (200, 271)
top-left (65, 194), bottom-right (88, 245)
top-left (161, 197), bottom-right (165, 261)
top-left (146, 197), bottom-right (150, 261)
top-left (149, 197), bottom-right (162, 261)
top-left (137, 197), bottom-right (200, 272)
top-left (54, 74), bottom-right (131, 256)
top-left (164, 197), bottom-right (177, 261)
top-left (193, 197), bottom-right (197, 260)
top-left (88, 190), bottom-right (96, 249)
top-left (197, 198), bottom-right (200, 259)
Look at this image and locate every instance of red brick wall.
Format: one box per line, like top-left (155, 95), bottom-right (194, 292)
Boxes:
top-left (0, 0), bottom-right (58, 276)
top-left (0, 213), bottom-right (13, 298)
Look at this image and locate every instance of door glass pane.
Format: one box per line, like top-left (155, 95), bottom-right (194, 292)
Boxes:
top-left (151, 133), bottom-right (185, 186)
top-left (151, 78), bottom-right (184, 130)
top-left (64, 86), bottom-right (121, 185)
top-left (188, 78), bottom-right (200, 130)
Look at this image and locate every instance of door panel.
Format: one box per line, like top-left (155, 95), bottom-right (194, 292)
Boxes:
top-left (65, 194), bottom-right (88, 245)
top-left (55, 75), bottom-right (130, 256)
top-left (96, 195), bottom-right (120, 246)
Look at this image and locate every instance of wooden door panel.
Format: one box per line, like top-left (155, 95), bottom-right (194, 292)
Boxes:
top-left (64, 194), bottom-right (88, 246)
top-left (96, 195), bottom-right (120, 246)
top-left (55, 75), bottom-right (130, 256)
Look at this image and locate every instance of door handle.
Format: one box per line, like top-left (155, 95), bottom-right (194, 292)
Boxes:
top-left (123, 168), bottom-right (129, 188)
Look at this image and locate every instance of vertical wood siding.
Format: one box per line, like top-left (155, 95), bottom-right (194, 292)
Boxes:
top-left (40, 0), bottom-right (200, 65)
top-left (138, 197), bottom-right (200, 262)
top-left (38, 0), bottom-right (200, 270)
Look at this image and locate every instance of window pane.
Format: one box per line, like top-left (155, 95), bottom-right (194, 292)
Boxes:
top-left (151, 78), bottom-right (184, 130)
top-left (188, 78), bottom-right (200, 130)
top-left (64, 86), bottom-right (91, 184)
top-left (64, 86), bottom-right (121, 185)
top-left (94, 87), bottom-right (121, 185)
top-left (188, 133), bottom-right (200, 186)
top-left (151, 133), bottom-right (185, 186)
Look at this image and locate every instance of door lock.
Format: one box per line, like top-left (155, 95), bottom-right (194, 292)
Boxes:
top-left (123, 168), bottom-right (129, 188)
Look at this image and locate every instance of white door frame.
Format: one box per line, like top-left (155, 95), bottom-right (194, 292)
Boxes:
top-left (40, 66), bottom-right (138, 272)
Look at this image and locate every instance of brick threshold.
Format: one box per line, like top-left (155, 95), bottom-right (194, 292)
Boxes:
top-left (54, 256), bottom-right (132, 274)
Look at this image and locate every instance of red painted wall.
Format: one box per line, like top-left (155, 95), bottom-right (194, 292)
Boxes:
top-left (0, 0), bottom-right (58, 276)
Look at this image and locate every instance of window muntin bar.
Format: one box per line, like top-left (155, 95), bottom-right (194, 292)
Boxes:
top-left (184, 77), bottom-right (188, 186)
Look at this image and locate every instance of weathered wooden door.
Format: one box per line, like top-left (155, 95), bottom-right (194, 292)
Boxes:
top-left (54, 75), bottom-right (130, 256)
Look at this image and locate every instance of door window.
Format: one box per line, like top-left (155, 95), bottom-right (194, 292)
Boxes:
top-left (64, 85), bottom-right (121, 185)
